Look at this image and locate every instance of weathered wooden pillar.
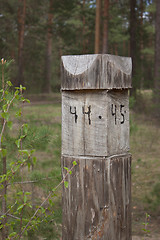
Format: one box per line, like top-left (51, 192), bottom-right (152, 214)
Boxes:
top-left (61, 54), bottom-right (132, 240)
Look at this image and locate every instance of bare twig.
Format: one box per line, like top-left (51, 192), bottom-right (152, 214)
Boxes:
top-left (7, 214), bottom-right (21, 220)
top-left (7, 176), bottom-right (57, 186)
top-left (0, 94), bottom-right (16, 148)
top-left (1, 58), bottom-right (5, 91)
top-left (1, 155), bottom-right (8, 239)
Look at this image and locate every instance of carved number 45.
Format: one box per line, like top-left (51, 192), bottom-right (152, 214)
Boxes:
top-left (111, 104), bottom-right (125, 125)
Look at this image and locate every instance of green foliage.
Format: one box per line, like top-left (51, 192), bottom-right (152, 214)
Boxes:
top-left (141, 213), bottom-right (151, 236)
top-left (141, 47), bottom-right (154, 56)
top-left (130, 115), bottom-right (138, 136)
top-left (109, 2), bottom-right (129, 44)
top-left (152, 182), bottom-right (160, 200)
top-left (64, 181), bottom-right (69, 188)
top-left (0, 0), bottom-right (157, 94)
top-left (0, 59), bottom-right (77, 239)
top-left (129, 96), bottom-right (136, 109)
top-left (0, 59), bottom-right (36, 238)
top-left (145, 2), bottom-right (156, 14)
top-left (22, 125), bottom-right (51, 150)
top-left (145, 181), bottom-right (160, 212)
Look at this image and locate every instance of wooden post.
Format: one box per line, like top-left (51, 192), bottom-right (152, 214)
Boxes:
top-left (61, 54), bottom-right (132, 240)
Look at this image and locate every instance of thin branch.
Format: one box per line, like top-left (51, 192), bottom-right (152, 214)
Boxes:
top-left (0, 160), bottom-right (27, 189)
top-left (7, 177), bottom-right (57, 186)
top-left (19, 206), bottom-right (24, 240)
top-left (0, 94), bottom-right (16, 148)
top-left (0, 85), bottom-right (7, 103)
top-left (16, 163), bottom-right (76, 239)
top-left (0, 201), bottom-right (17, 218)
top-left (7, 214), bottom-right (21, 220)
top-left (1, 59), bottom-right (5, 90)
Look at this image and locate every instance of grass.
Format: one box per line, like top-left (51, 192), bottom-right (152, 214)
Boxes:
top-left (130, 110), bottom-right (160, 237)
top-left (23, 104), bottom-right (61, 125)
top-left (22, 102), bottom-right (62, 239)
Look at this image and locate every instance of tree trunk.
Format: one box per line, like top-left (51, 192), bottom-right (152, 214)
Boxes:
top-left (123, 40), bottom-right (127, 56)
top-left (17, 0), bottom-right (26, 86)
top-left (102, 0), bottom-right (109, 54)
top-left (130, 0), bottom-right (137, 96)
top-left (154, 0), bottom-right (160, 116)
top-left (114, 43), bottom-right (118, 55)
top-left (95, 0), bottom-right (101, 54)
top-left (140, 0), bottom-right (144, 89)
top-left (82, 0), bottom-right (86, 54)
top-left (43, 0), bottom-right (53, 93)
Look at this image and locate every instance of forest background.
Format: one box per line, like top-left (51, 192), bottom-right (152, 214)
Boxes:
top-left (0, 0), bottom-right (160, 100)
top-left (0, 0), bottom-right (160, 239)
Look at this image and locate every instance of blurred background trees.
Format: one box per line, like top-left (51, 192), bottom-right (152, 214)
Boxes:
top-left (0, 0), bottom-right (158, 97)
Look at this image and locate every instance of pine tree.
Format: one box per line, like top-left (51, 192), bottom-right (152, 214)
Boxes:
top-left (95, 0), bottom-right (101, 53)
top-left (17, 0), bottom-right (26, 86)
top-left (102, 0), bottom-right (109, 53)
top-left (43, 0), bottom-right (54, 93)
top-left (154, 0), bottom-right (160, 116)
top-left (130, 0), bottom-right (137, 96)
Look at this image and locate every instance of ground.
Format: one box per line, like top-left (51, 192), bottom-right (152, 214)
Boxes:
top-left (24, 93), bottom-right (160, 239)
top-left (133, 236), bottom-right (160, 240)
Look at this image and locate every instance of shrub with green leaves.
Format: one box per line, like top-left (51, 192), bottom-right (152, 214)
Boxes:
top-left (0, 59), bottom-right (38, 239)
top-left (0, 59), bottom-right (77, 240)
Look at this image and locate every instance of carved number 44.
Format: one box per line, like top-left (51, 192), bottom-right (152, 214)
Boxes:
top-left (111, 104), bottom-right (125, 124)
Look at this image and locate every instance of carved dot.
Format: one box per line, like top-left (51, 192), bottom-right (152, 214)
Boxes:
top-left (99, 116), bottom-right (102, 119)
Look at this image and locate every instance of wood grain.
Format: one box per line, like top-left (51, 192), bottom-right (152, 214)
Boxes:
top-left (62, 89), bottom-right (129, 157)
top-left (61, 54), bottom-right (132, 90)
top-left (61, 54), bottom-right (132, 240)
top-left (62, 154), bottom-right (132, 240)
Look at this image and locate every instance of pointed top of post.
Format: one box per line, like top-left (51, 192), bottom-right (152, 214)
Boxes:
top-left (61, 54), bottom-right (132, 90)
